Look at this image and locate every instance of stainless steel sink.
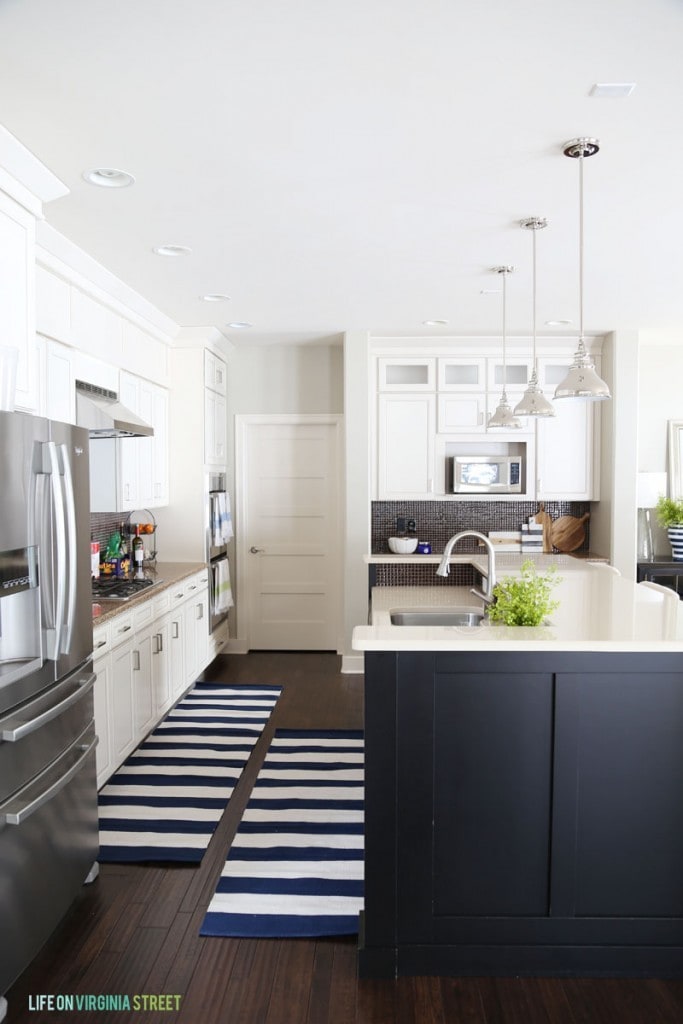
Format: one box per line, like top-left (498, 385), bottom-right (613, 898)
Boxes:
top-left (390, 608), bottom-right (484, 627)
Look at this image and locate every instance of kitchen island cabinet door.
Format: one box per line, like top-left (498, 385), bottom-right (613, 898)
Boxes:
top-left (551, 671), bottom-right (683, 920)
top-left (396, 658), bottom-right (554, 936)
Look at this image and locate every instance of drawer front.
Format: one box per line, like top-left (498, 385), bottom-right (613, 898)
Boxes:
top-left (0, 662), bottom-right (95, 803)
top-left (110, 612), bottom-right (134, 647)
top-left (0, 722), bottom-right (98, 995)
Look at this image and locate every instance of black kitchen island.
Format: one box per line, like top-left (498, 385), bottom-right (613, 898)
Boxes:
top-left (354, 567), bottom-right (683, 978)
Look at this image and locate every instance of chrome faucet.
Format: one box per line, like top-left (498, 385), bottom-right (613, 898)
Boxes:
top-left (436, 530), bottom-right (497, 605)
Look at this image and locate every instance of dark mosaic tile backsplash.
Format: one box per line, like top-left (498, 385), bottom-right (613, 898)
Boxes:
top-left (371, 500), bottom-right (590, 588)
top-left (372, 500), bottom-right (590, 554)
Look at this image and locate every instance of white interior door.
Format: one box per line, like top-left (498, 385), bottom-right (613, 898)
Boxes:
top-left (241, 417), bottom-right (341, 651)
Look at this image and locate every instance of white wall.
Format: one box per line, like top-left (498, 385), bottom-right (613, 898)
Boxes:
top-left (227, 344), bottom-right (343, 416)
top-left (638, 330), bottom-right (683, 555)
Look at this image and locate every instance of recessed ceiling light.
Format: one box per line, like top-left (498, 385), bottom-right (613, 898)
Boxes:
top-left (590, 82), bottom-right (636, 98)
top-left (227, 321), bottom-right (252, 329)
top-left (201, 293), bottom-right (231, 302)
top-left (153, 244), bottom-right (192, 257)
top-left (83, 167), bottom-right (135, 188)
top-left (545, 319), bottom-right (573, 326)
top-left (422, 319), bottom-right (449, 326)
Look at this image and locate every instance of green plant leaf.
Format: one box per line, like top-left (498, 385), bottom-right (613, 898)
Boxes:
top-left (488, 559), bottom-right (561, 627)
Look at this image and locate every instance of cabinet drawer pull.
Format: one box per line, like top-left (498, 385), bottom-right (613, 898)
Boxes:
top-left (197, 604), bottom-right (204, 620)
top-left (117, 624), bottom-right (132, 635)
top-left (94, 639), bottom-right (107, 650)
top-left (172, 621), bottom-right (180, 639)
top-left (132, 650), bottom-right (140, 671)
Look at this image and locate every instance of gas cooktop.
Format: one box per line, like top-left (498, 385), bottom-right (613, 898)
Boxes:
top-left (91, 576), bottom-right (160, 601)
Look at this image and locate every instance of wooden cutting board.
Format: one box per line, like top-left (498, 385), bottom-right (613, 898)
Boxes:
top-left (550, 512), bottom-right (590, 553)
top-left (533, 503), bottom-right (553, 553)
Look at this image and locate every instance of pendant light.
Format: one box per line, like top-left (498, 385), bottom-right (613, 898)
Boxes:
top-left (514, 217), bottom-right (555, 418)
top-left (488, 266), bottom-right (524, 429)
top-left (554, 138), bottom-right (611, 401)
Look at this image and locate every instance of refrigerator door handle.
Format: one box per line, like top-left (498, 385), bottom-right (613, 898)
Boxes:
top-left (0, 736), bottom-right (98, 826)
top-left (0, 673), bottom-right (96, 743)
top-left (58, 443), bottom-right (78, 653)
top-left (43, 442), bottom-right (67, 661)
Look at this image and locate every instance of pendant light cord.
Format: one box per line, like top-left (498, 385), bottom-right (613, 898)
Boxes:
top-left (502, 268), bottom-right (508, 394)
top-left (532, 225), bottom-right (537, 374)
top-left (578, 149), bottom-right (585, 349)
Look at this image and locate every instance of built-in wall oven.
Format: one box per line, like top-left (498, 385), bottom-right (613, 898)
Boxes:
top-left (206, 471), bottom-right (233, 634)
top-left (0, 411), bottom-right (97, 1020)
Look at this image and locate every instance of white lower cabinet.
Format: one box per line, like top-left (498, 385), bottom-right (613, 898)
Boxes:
top-left (110, 637), bottom-right (136, 769)
top-left (151, 617), bottom-right (171, 716)
top-left (93, 625), bottom-right (113, 790)
top-left (183, 577), bottom-right (209, 684)
top-left (93, 570), bottom-right (212, 789)
top-left (132, 625), bottom-right (155, 740)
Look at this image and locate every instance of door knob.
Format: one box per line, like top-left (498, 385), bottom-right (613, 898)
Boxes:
top-left (250, 546), bottom-right (264, 554)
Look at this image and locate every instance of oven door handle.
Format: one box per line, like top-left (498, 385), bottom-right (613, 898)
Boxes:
top-left (0, 673), bottom-right (96, 743)
top-left (1, 736), bottom-right (98, 826)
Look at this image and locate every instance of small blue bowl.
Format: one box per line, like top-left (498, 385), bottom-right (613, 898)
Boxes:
top-left (417, 541), bottom-right (431, 554)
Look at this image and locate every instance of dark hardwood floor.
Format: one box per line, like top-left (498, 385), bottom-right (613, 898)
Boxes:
top-left (6, 652), bottom-right (683, 1024)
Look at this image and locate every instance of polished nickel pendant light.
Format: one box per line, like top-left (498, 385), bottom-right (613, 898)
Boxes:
top-left (514, 217), bottom-right (555, 418)
top-left (554, 138), bottom-right (611, 401)
top-left (488, 266), bottom-right (524, 429)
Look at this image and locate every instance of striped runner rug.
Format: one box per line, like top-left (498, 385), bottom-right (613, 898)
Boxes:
top-left (200, 728), bottom-right (364, 938)
top-left (98, 684), bottom-right (281, 863)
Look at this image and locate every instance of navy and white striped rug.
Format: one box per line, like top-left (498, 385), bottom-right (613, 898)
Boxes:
top-left (98, 684), bottom-right (281, 863)
top-left (200, 729), bottom-right (364, 937)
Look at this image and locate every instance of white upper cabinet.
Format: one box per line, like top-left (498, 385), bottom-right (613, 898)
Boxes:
top-left (0, 191), bottom-right (37, 411)
top-left (205, 388), bottom-right (227, 465)
top-left (371, 343), bottom-right (602, 501)
top-left (90, 372), bottom-right (169, 512)
top-left (487, 356), bottom-right (532, 394)
top-left (377, 393), bottom-right (436, 499)
top-left (438, 394), bottom-right (487, 433)
top-left (71, 287), bottom-right (123, 364)
top-left (535, 357), bottom-right (598, 500)
top-left (437, 357), bottom-right (486, 392)
top-left (378, 357), bottom-right (436, 392)
top-left (45, 339), bottom-right (75, 424)
top-left (205, 348), bottom-right (227, 395)
top-left (36, 265), bottom-right (70, 342)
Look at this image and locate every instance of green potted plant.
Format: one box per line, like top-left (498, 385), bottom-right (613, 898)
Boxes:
top-left (654, 495), bottom-right (683, 560)
top-left (488, 560), bottom-right (561, 627)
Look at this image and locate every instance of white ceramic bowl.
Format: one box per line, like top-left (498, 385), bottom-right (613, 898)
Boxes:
top-left (388, 536), bottom-right (418, 554)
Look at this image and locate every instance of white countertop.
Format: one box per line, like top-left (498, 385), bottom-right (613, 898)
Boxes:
top-left (353, 558), bottom-right (683, 652)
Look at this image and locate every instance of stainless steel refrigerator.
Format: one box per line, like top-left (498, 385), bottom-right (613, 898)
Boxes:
top-left (0, 411), bottom-right (97, 1016)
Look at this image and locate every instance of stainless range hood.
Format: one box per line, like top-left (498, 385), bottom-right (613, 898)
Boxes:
top-left (75, 380), bottom-right (154, 438)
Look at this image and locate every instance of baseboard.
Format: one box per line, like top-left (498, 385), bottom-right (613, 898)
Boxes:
top-left (224, 638), bottom-right (249, 655)
top-left (341, 654), bottom-right (364, 674)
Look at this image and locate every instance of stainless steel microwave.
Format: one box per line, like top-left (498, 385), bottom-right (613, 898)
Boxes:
top-left (451, 455), bottom-right (523, 494)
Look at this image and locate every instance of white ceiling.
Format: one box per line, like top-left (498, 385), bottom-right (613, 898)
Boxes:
top-left (1, 0), bottom-right (682, 346)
